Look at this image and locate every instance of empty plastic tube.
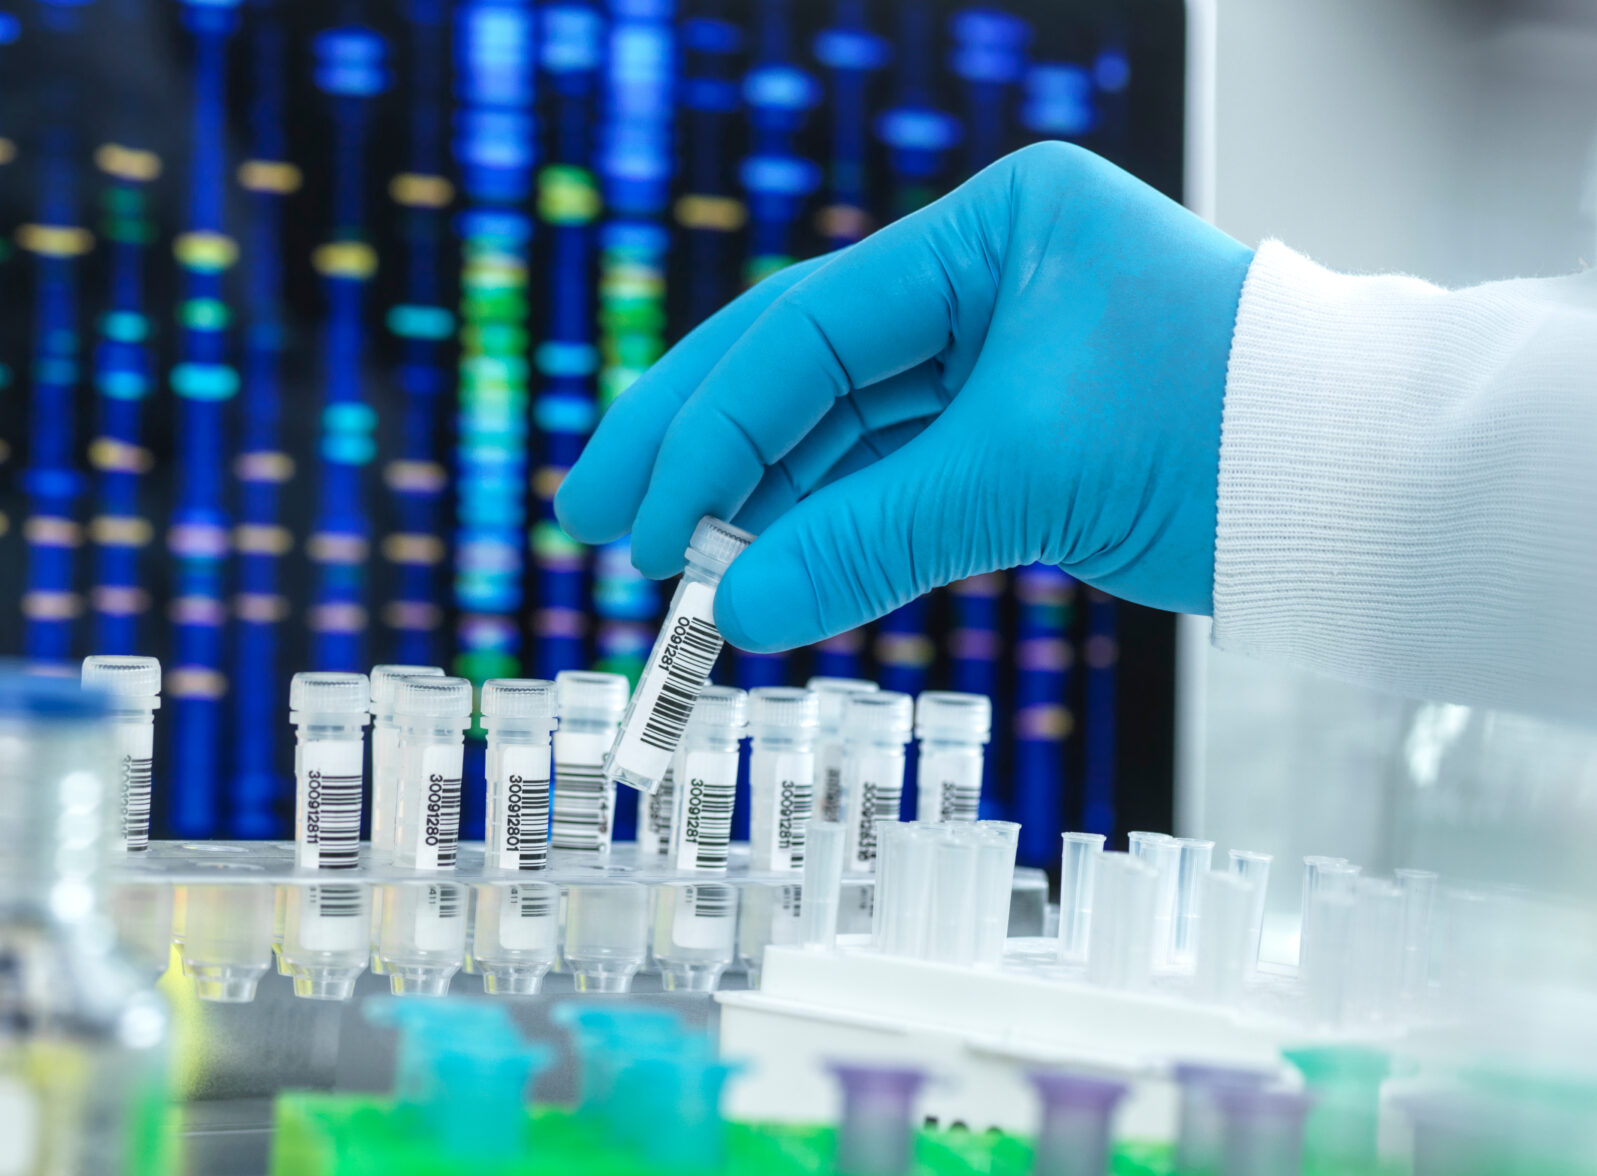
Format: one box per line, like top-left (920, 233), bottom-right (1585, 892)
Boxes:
top-left (551, 670), bottom-right (630, 853)
top-left (182, 883), bottom-right (275, 1003)
top-left (652, 881), bottom-right (738, 990)
top-left (747, 686), bottom-right (818, 872)
top-left (1215, 1086), bottom-right (1314, 1176)
top-left (1394, 867), bottom-right (1438, 1002)
top-left (1346, 878), bottom-right (1404, 1025)
top-left (391, 676), bottom-right (473, 870)
top-left (1128, 831), bottom-right (1180, 969)
top-left (481, 678), bottom-right (557, 872)
top-left (1087, 851), bottom-right (1159, 991)
top-left (914, 691), bottom-right (990, 822)
top-left (639, 751), bottom-right (680, 858)
top-left (807, 676), bottom-right (878, 822)
top-left (471, 879), bottom-right (559, 995)
top-left (80, 654), bottom-right (161, 852)
top-left (1193, 870), bottom-right (1256, 1007)
top-left (1172, 1063), bottom-right (1275, 1176)
top-left (1298, 856), bottom-right (1357, 962)
top-left (872, 821), bottom-right (934, 957)
top-left (839, 691), bottom-right (914, 872)
top-left (376, 880), bottom-right (468, 996)
top-left (1058, 832), bottom-right (1105, 964)
top-left (279, 880), bottom-right (369, 1000)
top-left (926, 824), bottom-right (982, 965)
top-left (1228, 849), bottom-right (1273, 974)
top-left (669, 686), bottom-right (746, 872)
top-left (800, 819), bottom-right (847, 949)
top-left (736, 882), bottom-right (803, 988)
top-left (289, 671), bottom-right (369, 871)
top-left (1300, 884), bottom-right (1357, 1028)
top-left (972, 820), bottom-right (1021, 967)
top-left (368, 665), bottom-right (445, 858)
top-left (605, 516), bottom-right (751, 795)
top-left (563, 881), bottom-right (649, 991)
top-left (1028, 1070), bottom-right (1129, 1176)
top-left (1171, 837), bottom-right (1215, 967)
top-left (828, 1062), bottom-right (931, 1176)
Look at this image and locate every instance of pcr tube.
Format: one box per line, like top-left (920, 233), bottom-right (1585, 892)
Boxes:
top-left (1345, 878), bottom-right (1404, 1024)
top-left (472, 879), bottom-right (559, 995)
top-left (288, 671), bottom-right (370, 871)
top-left (1127, 831), bottom-right (1180, 968)
top-left (925, 824), bottom-right (981, 965)
top-left (652, 881), bottom-right (738, 990)
top-left (1298, 855), bottom-right (1357, 963)
top-left (808, 677), bottom-right (879, 823)
top-left (1228, 848), bottom-right (1273, 974)
top-left (551, 670), bottom-right (630, 853)
top-left (828, 1062), bottom-right (931, 1176)
top-left (1170, 837), bottom-right (1214, 967)
top-left (1028, 1070), bottom-right (1129, 1176)
top-left (604, 516), bottom-right (752, 795)
top-left (1193, 869), bottom-right (1256, 1006)
top-left (838, 691), bottom-right (914, 872)
top-left (1087, 851), bottom-right (1158, 991)
top-left (747, 686), bottom-right (818, 872)
top-left (481, 678), bottom-right (557, 871)
top-left (872, 821), bottom-right (935, 957)
top-left (368, 665), bottom-right (445, 858)
top-left (668, 686), bottom-right (747, 873)
top-left (639, 751), bottom-right (680, 858)
top-left (972, 821), bottom-right (1021, 966)
top-left (914, 691), bottom-right (991, 823)
top-left (81, 655), bottom-right (161, 852)
top-left (563, 881), bottom-right (649, 992)
top-left (800, 819), bottom-right (847, 949)
top-left (1058, 832), bottom-right (1105, 964)
top-left (1394, 867), bottom-right (1437, 1002)
top-left (391, 677), bottom-right (473, 870)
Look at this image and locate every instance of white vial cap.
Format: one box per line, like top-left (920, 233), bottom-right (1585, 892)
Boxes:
top-left (749, 686), bottom-right (818, 731)
top-left (290, 671), bottom-right (370, 716)
top-left (555, 670), bottom-right (630, 722)
top-left (915, 691), bottom-right (992, 743)
top-left (687, 516), bottom-right (754, 577)
top-left (806, 677), bottom-right (879, 729)
top-left (82, 655), bottom-right (162, 701)
top-left (393, 675), bottom-right (474, 720)
top-left (840, 690), bottom-right (913, 740)
top-left (686, 684), bottom-right (748, 732)
top-left (481, 678), bottom-right (557, 722)
top-left (370, 664), bottom-right (445, 709)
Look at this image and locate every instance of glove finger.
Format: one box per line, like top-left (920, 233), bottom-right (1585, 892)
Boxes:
top-left (733, 416), bottom-right (931, 534)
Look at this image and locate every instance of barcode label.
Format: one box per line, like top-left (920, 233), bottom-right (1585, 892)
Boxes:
top-left (817, 742), bottom-right (845, 822)
top-left (670, 749), bottom-right (736, 873)
top-left (551, 730), bottom-right (614, 852)
top-left (294, 883), bottom-right (368, 952)
top-left (605, 579), bottom-right (725, 789)
top-left (640, 763), bottom-right (676, 857)
top-left (670, 882), bottom-right (737, 950)
top-left (111, 725), bottom-right (154, 852)
top-left (750, 748), bottom-right (814, 872)
top-left (918, 750), bottom-right (982, 822)
top-left (311, 883), bottom-right (363, 918)
top-left (487, 741), bottom-right (551, 870)
top-left (296, 740), bottom-right (364, 871)
top-left (841, 750), bottom-right (905, 870)
top-left (397, 743), bottom-right (463, 870)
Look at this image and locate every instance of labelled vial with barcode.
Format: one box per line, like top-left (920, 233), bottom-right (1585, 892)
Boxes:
top-left (288, 672), bottom-right (371, 872)
top-left (481, 679), bottom-right (557, 871)
top-left (653, 881), bottom-right (738, 991)
top-left (376, 880), bottom-right (468, 996)
top-left (838, 691), bottom-right (914, 872)
top-left (604, 517), bottom-right (752, 796)
top-left (748, 686), bottom-right (818, 873)
top-left (391, 676), bottom-right (473, 871)
top-left (806, 677), bottom-right (879, 824)
top-left (280, 881), bottom-right (370, 1000)
top-left (81, 655), bottom-right (162, 853)
top-left (668, 686), bottom-right (747, 874)
top-left (368, 665), bottom-right (445, 860)
top-left (914, 691), bottom-right (992, 823)
top-left (638, 755), bottom-right (680, 858)
top-left (472, 879), bottom-right (559, 995)
top-left (551, 670), bottom-right (630, 853)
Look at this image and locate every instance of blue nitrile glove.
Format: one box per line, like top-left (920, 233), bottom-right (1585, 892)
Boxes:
top-left (556, 143), bottom-right (1254, 653)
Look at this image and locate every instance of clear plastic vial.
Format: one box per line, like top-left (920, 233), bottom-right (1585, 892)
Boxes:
top-left (288, 671), bottom-right (370, 871)
top-left (639, 751), bottom-right (682, 858)
top-left (669, 686), bottom-right (748, 873)
top-left (391, 676), bottom-right (474, 870)
top-left (481, 678), bottom-right (557, 871)
top-left (913, 691), bottom-right (990, 823)
top-left (550, 670), bottom-right (630, 853)
top-left (368, 665), bottom-right (445, 858)
top-left (747, 686), bottom-right (819, 872)
top-left (604, 516), bottom-right (752, 795)
top-left (279, 881), bottom-right (370, 1001)
top-left (806, 677), bottom-right (878, 823)
top-left (80, 654), bottom-right (162, 852)
top-left (837, 691), bottom-right (914, 872)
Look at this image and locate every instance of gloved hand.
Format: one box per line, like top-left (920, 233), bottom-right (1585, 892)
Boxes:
top-left (556, 142), bottom-right (1254, 652)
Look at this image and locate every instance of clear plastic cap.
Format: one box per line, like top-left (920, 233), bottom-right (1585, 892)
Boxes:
top-left (840, 690), bottom-right (913, 740)
top-left (370, 664), bottom-right (445, 709)
top-left (686, 685), bottom-right (748, 733)
top-left (82, 655), bottom-right (162, 703)
top-left (556, 670), bottom-right (630, 722)
top-left (915, 690), bottom-right (991, 743)
top-left (481, 678), bottom-right (557, 723)
top-left (748, 686), bottom-right (818, 732)
top-left (686, 516), bottom-right (754, 578)
top-left (806, 677), bottom-right (879, 729)
top-left (393, 675), bottom-right (474, 720)
top-left (289, 671), bottom-right (371, 716)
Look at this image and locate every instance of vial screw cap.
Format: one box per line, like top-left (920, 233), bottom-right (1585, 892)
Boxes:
top-left (555, 670), bottom-right (630, 722)
top-left (482, 678), bottom-right (557, 722)
top-left (749, 686), bottom-right (818, 731)
top-left (686, 516), bottom-right (754, 578)
top-left (290, 672), bottom-right (371, 716)
top-left (686, 685), bottom-right (748, 732)
top-left (915, 691), bottom-right (991, 742)
top-left (81, 655), bottom-right (162, 701)
top-left (393, 676), bottom-right (474, 720)
top-left (840, 691), bottom-right (914, 739)
top-left (371, 664), bottom-right (445, 710)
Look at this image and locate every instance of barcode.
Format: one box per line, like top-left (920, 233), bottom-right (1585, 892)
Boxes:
top-left (508, 774), bottom-right (549, 870)
top-left (683, 776), bottom-right (733, 871)
top-left (855, 782), bottom-right (900, 863)
top-left (426, 883), bottom-right (461, 919)
top-left (311, 884), bottom-right (362, 919)
top-left (122, 755), bottom-right (152, 852)
top-left (647, 770), bottom-right (675, 838)
top-left (690, 883), bottom-right (736, 920)
top-left (638, 615), bottom-right (722, 752)
top-left (512, 884), bottom-right (554, 919)
top-left (307, 769), bottom-right (362, 870)
top-left (779, 884), bottom-right (802, 918)
top-left (424, 772), bottom-right (462, 868)
top-left (551, 758), bottom-right (610, 851)
top-left (941, 782), bottom-right (980, 822)
top-left (779, 780), bottom-right (813, 862)
top-left (821, 764), bottom-right (843, 823)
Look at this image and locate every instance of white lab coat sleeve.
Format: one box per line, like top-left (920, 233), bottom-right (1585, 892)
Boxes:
top-left (1212, 240), bottom-right (1597, 715)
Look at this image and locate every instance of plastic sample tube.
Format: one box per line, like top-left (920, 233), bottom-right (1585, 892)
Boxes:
top-left (873, 822), bottom-right (936, 957)
top-left (551, 670), bottom-right (630, 853)
top-left (605, 516), bottom-right (752, 795)
top-left (972, 820), bottom-right (1021, 966)
top-left (280, 880), bottom-right (370, 1000)
top-left (1215, 1086), bottom-right (1314, 1176)
top-left (391, 676), bottom-right (473, 870)
top-left (368, 665), bottom-right (445, 858)
top-left (652, 880), bottom-right (738, 990)
top-left (1128, 831), bottom-right (1180, 968)
top-left (747, 686), bottom-right (818, 872)
top-left (668, 685), bottom-right (747, 872)
top-left (926, 824), bottom-right (982, 965)
top-left (288, 671), bottom-right (370, 871)
top-left (800, 819), bottom-right (847, 949)
top-left (736, 882), bottom-right (803, 988)
top-left (1228, 848), bottom-right (1273, 974)
top-left (1028, 1070), bottom-right (1129, 1176)
top-left (1394, 867), bottom-right (1438, 1002)
top-left (107, 881), bottom-right (175, 978)
top-left (1171, 837), bottom-right (1215, 966)
top-left (1301, 886), bottom-right (1357, 1027)
top-left (1087, 852), bottom-right (1158, 991)
top-left (838, 691), bottom-right (914, 872)
top-left (376, 880), bottom-right (468, 996)
top-left (1193, 870), bottom-right (1256, 1006)
top-left (1282, 1045), bottom-right (1390, 1175)
top-left (639, 752), bottom-right (680, 858)
top-left (1172, 1062), bottom-right (1275, 1176)
top-left (828, 1062), bottom-right (931, 1176)
top-left (914, 691), bottom-right (991, 822)
top-left (471, 879), bottom-right (559, 995)
top-left (1058, 832), bottom-right (1106, 964)
top-left (1345, 878), bottom-right (1405, 1025)
top-left (563, 881), bottom-right (649, 991)
top-left (1298, 855), bottom-right (1357, 961)
top-left (807, 676), bottom-right (879, 822)
top-left (182, 883), bottom-right (275, 1002)
top-left (80, 655), bottom-right (161, 852)
top-left (481, 678), bottom-right (557, 871)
